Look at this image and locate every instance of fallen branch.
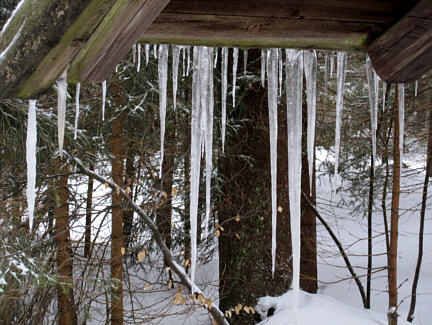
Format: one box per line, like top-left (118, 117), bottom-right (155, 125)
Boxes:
top-left (68, 153), bottom-right (229, 325)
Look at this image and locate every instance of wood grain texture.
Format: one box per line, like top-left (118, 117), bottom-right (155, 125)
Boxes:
top-left (368, 0), bottom-right (432, 83)
top-left (69, 0), bottom-right (170, 82)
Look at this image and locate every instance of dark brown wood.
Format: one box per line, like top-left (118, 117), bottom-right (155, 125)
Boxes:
top-left (368, 0), bottom-right (432, 83)
top-left (69, 0), bottom-right (170, 82)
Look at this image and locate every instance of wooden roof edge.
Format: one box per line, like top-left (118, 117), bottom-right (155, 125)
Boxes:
top-left (368, 0), bottom-right (432, 83)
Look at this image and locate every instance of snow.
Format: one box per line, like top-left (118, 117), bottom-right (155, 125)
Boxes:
top-left (101, 80), bottom-right (106, 121)
top-left (285, 49), bottom-right (304, 325)
top-left (399, 83), bottom-right (405, 169)
top-left (232, 48), bottom-right (238, 107)
top-left (26, 99), bottom-right (37, 231)
top-left (256, 290), bottom-right (411, 325)
top-left (366, 56), bottom-right (378, 168)
top-left (0, 23), bottom-right (24, 64)
top-left (56, 69), bottom-right (67, 158)
top-left (221, 47), bottom-right (228, 153)
top-left (267, 49), bottom-right (278, 277)
top-left (158, 44), bottom-right (168, 178)
top-left (304, 50), bottom-right (317, 190)
top-left (0, 0), bottom-right (25, 34)
top-left (74, 82), bottom-right (80, 140)
top-left (334, 52), bottom-right (347, 187)
top-left (172, 45), bottom-right (181, 110)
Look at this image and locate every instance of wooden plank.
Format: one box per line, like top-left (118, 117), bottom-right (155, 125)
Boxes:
top-left (0, 0), bottom-right (118, 99)
top-left (368, 0), bottom-right (432, 83)
top-left (69, 0), bottom-right (170, 82)
top-left (140, 13), bottom-right (379, 50)
top-left (164, 0), bottom-right (415, 24)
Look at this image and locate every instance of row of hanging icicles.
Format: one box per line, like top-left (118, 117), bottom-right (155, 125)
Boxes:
top-left (25, 44), bottom-right (408, 323)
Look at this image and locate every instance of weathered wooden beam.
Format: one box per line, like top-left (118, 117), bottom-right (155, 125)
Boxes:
top-left (0, 0), bottom-right (119, 99)
top-left (69, 0), bottom-right (170, 83)
top-left (368, 0), bottom-right (432, 83)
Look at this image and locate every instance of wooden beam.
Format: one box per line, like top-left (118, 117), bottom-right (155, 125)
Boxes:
top-left (69, 0), bottom-right (171, 83)
top-left (0, 0), bottom-right (119, 99)
top-left (368, 0), bottom-right (432, 83)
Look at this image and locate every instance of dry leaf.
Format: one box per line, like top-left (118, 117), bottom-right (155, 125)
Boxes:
top-left (104, 182), bottom-right (109, 189)
top-left (216, 230), bottom-right (221, 237)
top-left (168, 280), bottom-right (173, 288)
top-left (162, 191), bottom-right (168, 199)
top-left (171, 187), bottom-right (178, 195)
top-left (278, 206), bottom-right (283, 212)
top-left (144, 282), bottom-right (151, 290)
top-left (125, 187), bottom-right (131, 195)
top-left (120, 247), bottom-right (125, 255)
top-left (235, 215), bottom-right (240, 222)
top-left (137, 250), bottom-right (145, 262)
top-left (235, 233), bottom-right (240, 240)
top-left (151, 170), bottom-right (157, 179)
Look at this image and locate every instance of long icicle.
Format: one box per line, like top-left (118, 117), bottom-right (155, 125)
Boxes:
top-left (334, 52), bottom-right (347, 188)
top-left (398, 84), bottom-right (405, 170)
top-left (221, 47), bottom-right (228, 152)
top-left (243, 49), bottom-right (248, 75)
top-left (145, 44), bottom-right (150, 66)
top-left (158, 44), bottom-right (168, 178)
top-left (285, 49), bottom-right (303, 325)
top-left (278, 48), bottom-right (283, 98)
top-left (74, 83), bottom-right (80, 140)
top-left (232, 48), bottom-right (238, 107)
top-left (137, 43), bottom-right (142, 72)
top-left (101, 80), bottom-right (106, 121)
top-left (57, 69), bottom-right (67, 158)
top-left (26, 100), bottom-right (37, 231)
top-left (172, 45), bottom-right (181, 110)
top-left (366, 56), bottom-right (379, 169)
top-left (268, 49), bottom-right (278, 277)
top-left (304, 50), bottom-right (317, 191)
top-left (261, 50), bottom-right (266, 87)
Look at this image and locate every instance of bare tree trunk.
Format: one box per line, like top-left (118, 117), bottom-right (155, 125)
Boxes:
top-left (366, 154), bottom-right (374, 309)
top-left (110, 85), bottom-right (124, 325)
top-left (54, 157), bottom-right (77, 325)
top-left (84, 163), bottom-right (94, 258)
top-left (407, 96), bottom-right (432, 322)
top-left (388, 86), bottom-right (400, 325)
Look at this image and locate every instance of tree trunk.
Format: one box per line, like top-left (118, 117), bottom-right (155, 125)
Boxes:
top-left (54, 157), bottom-right (77, 325)
top-left (84, 163), bottom-right (94, 258)
top-left (406, 94), bottom-right (432, 322)
top-left (388, 85), bottom-right (400, 325)
top-left (110, 84), bottom-right (124, 325)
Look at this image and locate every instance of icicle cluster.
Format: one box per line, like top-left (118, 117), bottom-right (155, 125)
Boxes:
top-left (366, 56), bottom-right (378, 168)
top-left (57, 69), bottom-right (67, 158)
top-left (334, 52), bottom-right (347, 187)
top-left (158, 44), bottom-right (168, 178)
top-left (286, 49), bottom-right (304, 325)
top-left (26, 100), bottom-right (37, 231)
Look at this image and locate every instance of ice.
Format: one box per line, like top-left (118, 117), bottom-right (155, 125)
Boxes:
top-left (153, 44), bottom-right (157, 58)
top-left (187, 46), bottom-right (191, 76)
top-left (398, 84), bottom-right (405, 169)
top-left (101, 80), bottom-right (106, 121)
top-left (182, 46), bottom-right (186, 77)
top-left (132, 43), bottom-right (136, 64)
top-left (137, 43), bottom-right (141, 72)
top-left (330, 53), bottom-right (334, 77)
top-left (221, 47), bottom-right (228, 152)
top-left (158, 44), bottom-right (168, 178)
top-left (285, 49), bottom-right (303, 325)
top-left (304, 50), bottom-right (317, 190)
top-left (325, 53), bottom-right (329, 89)
top-left (214, 48), bottom-right (218, 68)
top-left (278, 48), bottom-right (283, 97)
top-left (366, 56), bottom-right (379, 168)
top-left (145, 44), bottom-right (150, 66)
top-left (261, 50), bottom-right (266, 87)
top-left (57, 69), bottom-right (67, 158)
top-left (267, 49), bottom-right (278, 277)
top-left (334, 52), bottom-right (347, 186)
top-left (172, 45), bottom-right (181, 110)
top-left (232, 48), bottom-right (239, 107)
top-left (74, 83), bottom-right (80, 140)
top-left (244, 49), bottom-right (248, 75)
top-left (415, 80), bottom-right (418, 97)
top-left (26, 99), bottom-right (37, 231)
top-left (382, 81), bottom-right (386, 109)
top-left (203, 47), bottom-right (214, 240)
top-left (0, 24), bottom-right (24, 65)
top-left (0, 0), bottom-right (25, 34)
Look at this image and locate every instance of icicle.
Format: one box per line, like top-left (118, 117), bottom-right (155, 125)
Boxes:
top-left (243, 49), bottom-right (248, 75)
top-left (137, 43), bottom-right (141, 72)
top-left (324, 53), bottom-right (329, 89)
top-left (101, 80), bottom-right (106, 121)
top-left (398, 84), bottom-right (405, 170)
top-left (221, 47), bottom-right (228, 152)
top-left (278, 48), bottom-right (283, 97)
top-left (261, 50), bottom-right (266, 87)
top-left (203, 47), bottom-right (214, 240)
top-left (304, 51), bottom-right (317, 190)
top-left (214, 48), bottom-right (218, 68)
top-left (57, 69), bottom-right (67, 158)
top-left (267, 49), bottom-right (278, 277)
top-left (330, 53), bottom-right (334, 77)
top-left (182, 47), bottom-right (186, 77)
top-left (190, 46), bottom-right (204, 287)
top-left (74, 83), bottom-right (80, 140)
top-left (145, 44), bottom-right (150, 66)
top-left (366, 56), bottom-right (379, 169)
top-left (382, 81), bottom-right (386, 109)
top-left (232, 48), bottom-right (238, 107)
top-left (158, 44), bottom-right (168, 178)
top-left (187, 46), bottom-right (191, 76)
top-left (285, 49), bottom-right (303, 325)
top-left (153, 44), bottom-right (157, 58)
top-left (334, 52), bottom-right (347, 187)
top-left (172, 45), bottom-right (181, 110)
top-left (26, 100), bottom-right (37, 231)
top-left (415, 80), bottom-right (418, 97)
top-left (132, 43), bottom-right (136, 64)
